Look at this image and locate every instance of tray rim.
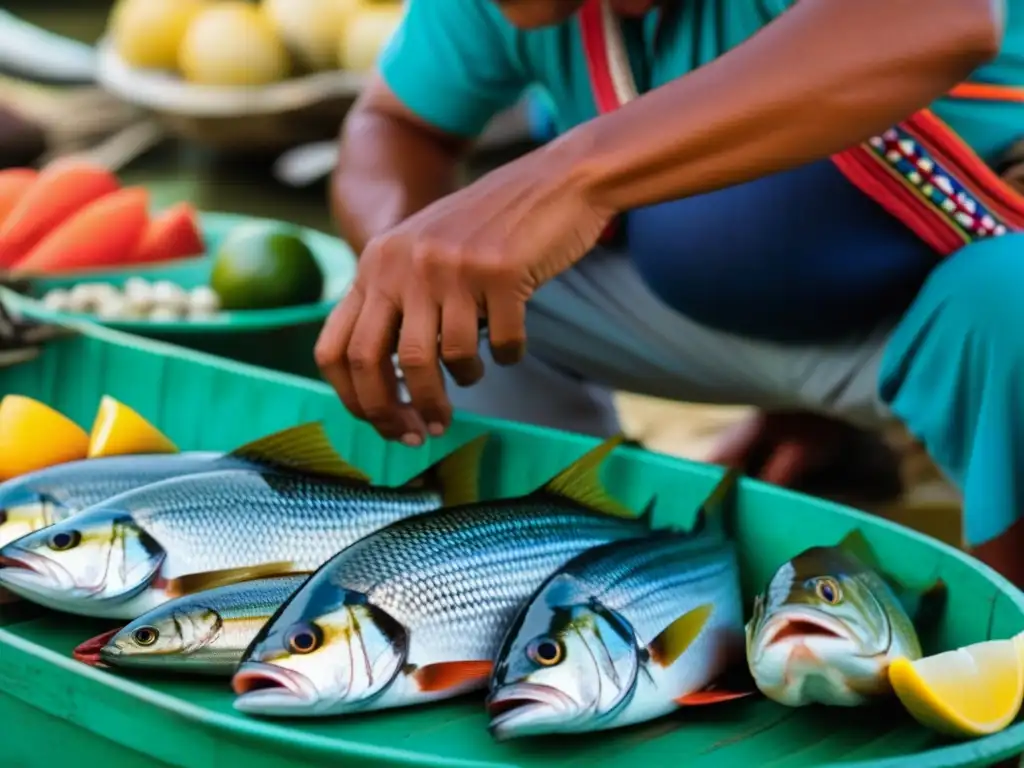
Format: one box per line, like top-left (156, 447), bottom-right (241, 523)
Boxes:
top-left (1, 322), bottom-right (1024, 768)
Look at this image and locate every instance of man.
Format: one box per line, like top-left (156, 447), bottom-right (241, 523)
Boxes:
top-left (316, 0), bottom-right (1024, 582)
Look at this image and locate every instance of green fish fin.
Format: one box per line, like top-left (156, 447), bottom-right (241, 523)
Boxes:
top-left (689, 467), bottom-right (742, 538)
top-left (411, 660), bottom-right (493, 693)
top-left (165, 562), bottom-right (298, 598)
top-left (404, 434), bottom-right (489, 507)
top-left (538, 434), bottom-right (639, 520)
top-left (837, 529), bottom-right (881, 568)
top-left (226, 422), bottom-right (372, 484)
top-left (891, 577), bottom-right (948, 631)
top-left (648, 603), bottom-right (714, 668)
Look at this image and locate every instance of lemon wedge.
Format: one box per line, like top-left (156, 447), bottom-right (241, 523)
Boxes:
top-left (890, 634), bottom-right (1024, 738)
top-left (0, 395), bottom-right (89, 480)
top-left (88, 395), bottom-right (178, 458)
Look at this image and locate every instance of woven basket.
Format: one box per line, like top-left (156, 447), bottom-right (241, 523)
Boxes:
top-left (94, 39), bottom-right (368, 154)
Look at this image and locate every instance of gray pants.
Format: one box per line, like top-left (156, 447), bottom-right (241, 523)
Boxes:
top-left (448, 248), bottom-right (893, 438)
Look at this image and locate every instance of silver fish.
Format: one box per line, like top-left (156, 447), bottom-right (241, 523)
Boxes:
top-left (233, 435), bottom-right (653, 718)
top-left (0, 423), bottom-right (486, 620)
top-left (0, 451), bottom-right (260, 549)
top-left (488, 471), bottom-right (749, 740)
top-left (745, 530), bottom-right (945, 707)
top-left (76, 575), bottom-right (309, 676)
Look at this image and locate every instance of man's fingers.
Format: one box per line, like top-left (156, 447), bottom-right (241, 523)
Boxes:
top-left (398, 297), bottom-right (451, 435)
top-left (440, 292), bottom-right (484, 387)
top-left (346, 295), bottom-right (421, 442)
top-left (484, 293), bottom-right (527, 367)
top-left (314, 288), bottom-right (365, 419)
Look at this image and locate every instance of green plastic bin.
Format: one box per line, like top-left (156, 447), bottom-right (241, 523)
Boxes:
top-left (1, 212), bottom-right (356, 380)
top-left (1, 321), bottom-right (1024, 768)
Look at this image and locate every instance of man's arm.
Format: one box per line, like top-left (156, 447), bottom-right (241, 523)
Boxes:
top-left (568, 0), bottom-right (1004, 214)
top-left (332, 77), bottom-right (470, 254)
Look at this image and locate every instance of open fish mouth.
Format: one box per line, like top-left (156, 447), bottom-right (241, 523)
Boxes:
top-left (232, 662), bottom-right (318, 712)
top-left (0, 548), bottom-right (70, 591)
top-left (487, 683), bottom-right (578, 738)
top-left (73, 627), bottom-right (122, 667)
top-left (764, 617), bottom-right (845, 646)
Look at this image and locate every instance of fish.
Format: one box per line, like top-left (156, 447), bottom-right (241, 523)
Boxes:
top-left (0, 422), bottom-right (486, 620)
top-left (486, 469), bottom-right (751, 740)
top-left (744, 529), bottom-right (946, 707)
top-left (75, 575), bottom-right (310, 676)
top-left (232, 435), bottom-right (655, 718)
top-left (0, 451), bottom-right (267, 550)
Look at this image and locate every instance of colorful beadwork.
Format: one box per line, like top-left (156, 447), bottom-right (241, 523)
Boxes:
top-left (868, 128), bottom-right (1008, 241)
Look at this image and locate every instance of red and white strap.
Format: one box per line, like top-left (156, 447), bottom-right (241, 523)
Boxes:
top-left (579, 0), bottom-right (638, 114)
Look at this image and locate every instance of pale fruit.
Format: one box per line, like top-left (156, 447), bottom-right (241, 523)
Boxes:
top-left (88, 395), bottom-right (178, 459)
top-left (263, 0), bottom-right (360, 72)
top-left (178, 2), bottom-right (291, 86)
top-left (337, 3), bottom-right (405, 72)
top-left (108, 0), bottom-right (208, 70)
top-left (889, 634), bottom-right (1024, 737)
top-left (0, 395), bottom-right (88, 481)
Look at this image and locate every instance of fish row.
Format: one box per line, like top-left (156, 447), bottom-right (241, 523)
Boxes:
top-left (0, 421), bottom-right (945, 739)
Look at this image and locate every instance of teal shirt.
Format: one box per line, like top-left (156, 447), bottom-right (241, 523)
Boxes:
top-left (381, 0), bottom-right (1024, 165)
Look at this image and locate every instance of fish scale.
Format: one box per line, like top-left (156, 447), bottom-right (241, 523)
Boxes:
top-left (550, 534), bottom-right (739, 645)
top-left (109, 469), bottom-right (445, 578)
top-left (317, 499), bottom-right (653, 665)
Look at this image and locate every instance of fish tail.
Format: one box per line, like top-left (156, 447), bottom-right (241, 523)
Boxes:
top-left (410, 433), bottom-right (490, 507)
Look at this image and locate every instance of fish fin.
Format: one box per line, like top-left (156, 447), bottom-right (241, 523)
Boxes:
top-left (675, 689), bottom-right (754, 706)
top-left (412, 660), bottom-right (493, 693)
top-left (837, 529), bottom-right (881, 569)
top-left (648, 603), bottom-right (714, 667)
top-left (537, 434), bottom-right (639, 520)
top-left (892, 577), bottom-right (948, 632)
top-left (405, 434), bottom-right (488, 507)
top-left (689, 467), bottom-right (742, 539)
top-left (226, 422), bottom-right (371, 484)
top-left (164, 562), bottom-right (297, 598)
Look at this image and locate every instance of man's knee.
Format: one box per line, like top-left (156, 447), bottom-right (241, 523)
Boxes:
top-left (918, 234), bottom-right (1024, 336)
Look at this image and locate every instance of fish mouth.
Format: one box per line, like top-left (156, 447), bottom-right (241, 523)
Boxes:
top-left (232, 662), bottom-right (317, 714)
top-left (486, 683), bottom-right (578, 740)
top-left (73, 628), bottom-right (123, 667)
top-left (764, 617), bottom-right (845, 646)
top-left (0, 547), bottom-right (70, 592)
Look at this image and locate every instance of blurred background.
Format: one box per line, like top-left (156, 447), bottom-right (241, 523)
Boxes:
top-left (0, 0), bottom-right (960, 542)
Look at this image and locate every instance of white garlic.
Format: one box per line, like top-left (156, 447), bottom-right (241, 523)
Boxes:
top-left (68, 283), bottom-right (103, 312)
top-left (41, 288), bottom-right (71, 311)
top-left (123, 277), bottom-right (155, 313)
top-left (188, 286), bottom-right (221, 314)
top-left (152, 280), bottom-right (189, 311)
top-left (148, 305), bottom-right (183, 322)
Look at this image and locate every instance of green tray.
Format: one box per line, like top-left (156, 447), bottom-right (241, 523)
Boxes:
top-left (2, 211), bottom-right (356, 380)
top-left (1, 323), bottom-right (1023, 768)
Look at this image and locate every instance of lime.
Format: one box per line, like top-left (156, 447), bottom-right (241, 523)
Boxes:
top-left (210, 223), bottom-right (325, 311)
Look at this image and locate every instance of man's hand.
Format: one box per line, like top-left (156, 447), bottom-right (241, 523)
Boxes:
top-left (315, 136), bottom-right (613, 446)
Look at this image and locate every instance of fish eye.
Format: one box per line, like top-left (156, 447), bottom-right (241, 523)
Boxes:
top-left (286, 623), bottom-right (324, 655)
top-left (814, 577), bottom-right (842, 605)
top-left (527, 636), bottom-right (564, 667)
top-left (48, 530), bottom-right (81, 552)
top-left (132, 626), bottom-right (160, 646)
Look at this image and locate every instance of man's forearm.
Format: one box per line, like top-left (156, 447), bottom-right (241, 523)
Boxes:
top-left (332, 107), bottom-right (463, 254)
top-left (567, 0), bottom-right (1004, 215)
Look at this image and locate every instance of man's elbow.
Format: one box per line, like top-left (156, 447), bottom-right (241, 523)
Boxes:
top-left (957, 0), bottom-right (1004, 65)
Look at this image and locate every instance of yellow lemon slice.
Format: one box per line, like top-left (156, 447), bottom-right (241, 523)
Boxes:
top-left (890, 634), bottom-right (1024, 738)
top-left (0, 395), bottom-right (89, 480)
top-left (88, 395), bottom-right (178, 458)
